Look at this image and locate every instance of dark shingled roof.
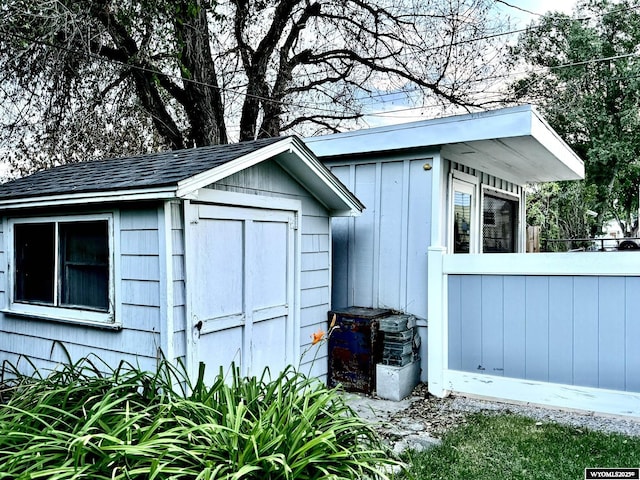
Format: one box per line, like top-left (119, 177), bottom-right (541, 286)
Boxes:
top-left (0, 136), bottom-right (287, 200)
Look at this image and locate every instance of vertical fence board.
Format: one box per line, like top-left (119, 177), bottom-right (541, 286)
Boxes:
top-left (503, 276), bottom-right (527, 378)
top-left (548, 276), bottom-right (574, 384)
top-left (573, 277), bottom-right (600, 388)
top-left (525, 276), bottom-right (549, 382)
top-left (598, 277), bottom-right (626, 390)
top-left (460, 276), bottom-right (482, 372)
top-left (481, 275), bottom-right (504, 375)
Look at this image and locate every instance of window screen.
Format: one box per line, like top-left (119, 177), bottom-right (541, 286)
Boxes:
top-left (482, 194), bottom-right (518, 253)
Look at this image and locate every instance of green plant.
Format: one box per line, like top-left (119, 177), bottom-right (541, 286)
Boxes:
top-left (0, 356), bottom-right (399, 479)
top-left (394, 413), bottom-right (640, 480)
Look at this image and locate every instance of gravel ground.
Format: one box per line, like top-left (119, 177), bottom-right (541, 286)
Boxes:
top-left (391, 383), bottom-right (640, 439)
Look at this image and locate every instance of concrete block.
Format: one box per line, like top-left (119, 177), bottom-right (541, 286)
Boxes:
top-left (376, 361), bottom-right (421, 401)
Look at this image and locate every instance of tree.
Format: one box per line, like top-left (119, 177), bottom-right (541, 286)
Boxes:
top-left (508, 0), bottom-right (640, 237)
top-left (0, 0), bottom-right (509, 175)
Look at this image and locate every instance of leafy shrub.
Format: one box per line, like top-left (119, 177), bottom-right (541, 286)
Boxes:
top-left (0, 357), bottom-right (398, 479)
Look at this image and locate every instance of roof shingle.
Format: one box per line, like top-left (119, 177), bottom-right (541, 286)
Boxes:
top-left (0, 137), bottom-right (286, 200)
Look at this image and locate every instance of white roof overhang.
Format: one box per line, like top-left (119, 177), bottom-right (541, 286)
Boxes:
top-left (304, 105), bottom-right (584, 186)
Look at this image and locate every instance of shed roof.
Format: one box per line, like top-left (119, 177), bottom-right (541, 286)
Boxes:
top-left (0, 136), bottom-right (362, 216)
top-left (304, 105), bottom-right (584, 185)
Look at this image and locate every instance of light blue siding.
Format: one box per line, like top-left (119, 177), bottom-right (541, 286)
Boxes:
top-left (209, 159), bottom-right (333, 379)
top-left (548, 276), bottom-right (573, 384)
top-left (327, 156), bottom-right (433, 320)
top-left (448, 274), bottom-right (640, 392)
top-left (503, 276), bottom-right (526, 378)
top-left (573, 277), bottom-right (599, 387)
top-left (0, 207), bottom-right (163, 373)
top-left (525, 276), bottom-right (549, 381)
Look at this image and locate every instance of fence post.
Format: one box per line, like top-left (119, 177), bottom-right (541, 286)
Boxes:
top-left (427, 246), bottom-right (448, 397)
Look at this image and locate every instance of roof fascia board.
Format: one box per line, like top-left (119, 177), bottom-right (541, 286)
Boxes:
top-left (305, 105), bottom-right (535, 158)
top-left (0, 186), bottom-right (177, 210)
top-left (530, 108), bottom-right (585, 179)
top-left (277, 137), bottom-right (364, 216)
top-left (177, 136), bottom-right (363, 216)
top-left (175, 138), bottom-right (296, 198)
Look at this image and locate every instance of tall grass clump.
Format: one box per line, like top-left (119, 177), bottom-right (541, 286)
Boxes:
top-left (0, 357), bottom-right (398, 479)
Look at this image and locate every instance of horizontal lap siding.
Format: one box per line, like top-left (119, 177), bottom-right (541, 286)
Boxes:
top-left (0, 208), bottom-right (162, 374)
top-left (209, 160), bottom-right (332, 379)
top-left (448, 274), bottom-right (640, 392)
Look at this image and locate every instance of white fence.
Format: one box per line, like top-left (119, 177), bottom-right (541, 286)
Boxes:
top-left (428, 247), bottom-right (640, 417)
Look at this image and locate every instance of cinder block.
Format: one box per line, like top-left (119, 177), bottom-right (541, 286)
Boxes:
top-left (376, 361), bottom-right (421, 401)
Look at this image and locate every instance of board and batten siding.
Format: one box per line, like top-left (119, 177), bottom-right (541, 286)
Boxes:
top-left (448, 274), bottom-right (640, 393)
top-left (208, 160), bottom-right (332, 379)
top-left (0, 207), bottom-right (164, 375)
top-left (326, 157), bottom-right (433, 321)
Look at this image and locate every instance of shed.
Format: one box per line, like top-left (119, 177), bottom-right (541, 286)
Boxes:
top-left (0, 136), bottom-right (362, 385)
top-left (306, 106), bottom-right (640, 416)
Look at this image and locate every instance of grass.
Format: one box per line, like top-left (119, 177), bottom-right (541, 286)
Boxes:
top-left (0, 357), bottom-right (400, 479)
top-left (395, 412), bottom-right (640, 480)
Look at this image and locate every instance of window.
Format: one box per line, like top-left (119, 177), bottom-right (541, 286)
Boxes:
top-left (482, 192), bottom-right (519, 253)
top-left (9, 215), bottom-right (114, 324)
top-left (451, 178), bottom-right (476, 253)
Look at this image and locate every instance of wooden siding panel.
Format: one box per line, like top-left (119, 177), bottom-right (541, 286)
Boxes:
top-left (121, 255), bottom-right (161, 281)
top-left (405, 159), bottom-right (431, 319)
top-left (0, 321), bottom-right (159, 359)
top-left (301, 252), bottom-right (329, 271)
top-left (302, 216), bottom-right (329, 235)
top-left (460, 275), bottom-right (482, 372)
top-left (328, 166), bottom-right (352, 309)
top-left (503, 276), bottom-right (526, 378)
top-left (119, 304), bottom-right (161, 332)
top-left (573, 277), bottom-right (599, 388)
top-left (121, 230), bottom-right (159, 255)
top-left (548, 276), bottom-right (574, 384)
top-left (301, 286), bottom-right (330, 309)
top-left (481, 275), bottom-right (504, 375)
top-left (330, 217), bottom-right (350, 309)
top-left (302, 234), bottom-right (329, 253)
top-left (378, 161), bottom-right (404, 309)
top-left (598, 276), bottom-right (626, 390)
top-left (524, 276), bottom-right (549, 382)
top-left (352, 163), bottom-right (376, 308)
top-left (447, 275), bottom-right (463, 370)
top-left (120, 209), bottom-right (159, 230)
top-left (301, 304), bottom-right (333, 342)
top-left (301, 269), bottom-right (329, 290)
top-left (121, 280), bottom-right (161, 307)
top-left (625, 276), bottom-right (640, 391)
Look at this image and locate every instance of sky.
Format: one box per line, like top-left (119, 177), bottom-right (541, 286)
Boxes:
top-left (362, 0), bottom-right (579, 127)
top-left (499, 0), bottom-right (578, 26)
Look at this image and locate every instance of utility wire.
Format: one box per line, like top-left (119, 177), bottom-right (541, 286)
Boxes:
top-left (1, 3), bottom-right (639, 119)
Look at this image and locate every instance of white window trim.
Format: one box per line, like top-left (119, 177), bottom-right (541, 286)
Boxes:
top-left (5, 212), bottom-right (119, 328)
top-left (481, 186), bottom-right (522, 253)
top-left (449, 176), bottom-right (478, 254)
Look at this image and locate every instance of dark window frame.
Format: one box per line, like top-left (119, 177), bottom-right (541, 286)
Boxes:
top-left (481, 188), bottom-right (520, 253)
top-left (8, 214), bottom-right (115, 325)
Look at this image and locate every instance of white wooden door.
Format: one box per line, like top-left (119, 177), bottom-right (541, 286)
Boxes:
top-left (190, 203), bottom-right (296, 385)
